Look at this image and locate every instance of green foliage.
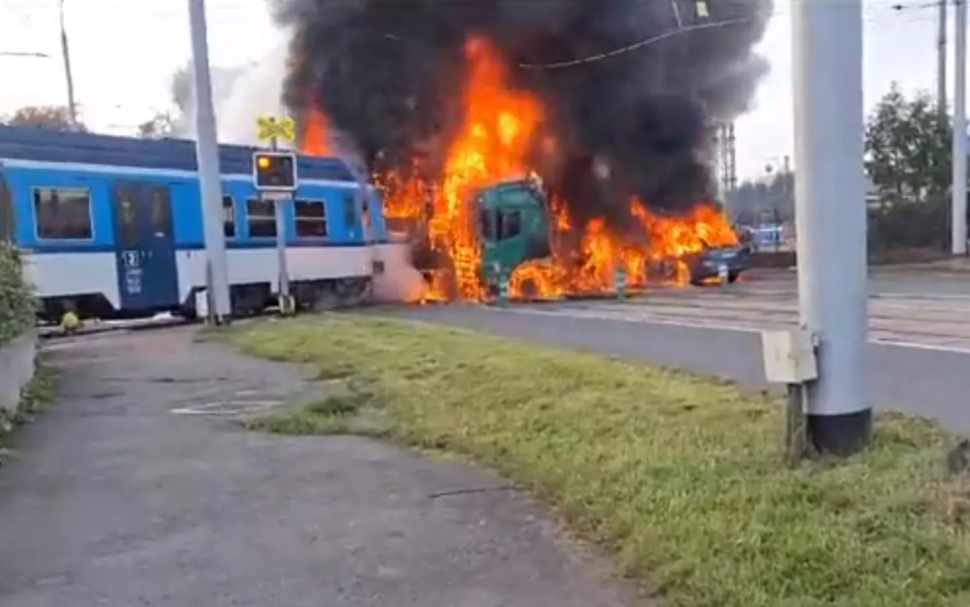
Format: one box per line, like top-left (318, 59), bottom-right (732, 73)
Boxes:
top-left (225, 316), bottom-right (970, 607)
top-left (869, 199), bottom-right (950, 254)
top-left (137, 111), bottom-right (176, 139)
top-left (1, 106), bottom-right (80, 131)
top-left (728, 170), bottom-right (793, 225)
top-left (865, 85), bottom-right (952, 206)
top-left (0, 366), bottom-right (56, 464)
top-left (0, 243), bottom-right (36, 344)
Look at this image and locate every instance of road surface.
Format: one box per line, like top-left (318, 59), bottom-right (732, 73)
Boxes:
top-left (384, 268), bottom-right (970, 432)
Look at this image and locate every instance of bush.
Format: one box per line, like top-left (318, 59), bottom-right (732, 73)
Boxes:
top-left (0, 243), bottom-right (36, 345)
top-left (868, 199), bottom-right (950, 254)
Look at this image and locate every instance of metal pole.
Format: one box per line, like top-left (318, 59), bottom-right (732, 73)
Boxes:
top-left (781, 154), bottom-right (791, 250)
top-left (188, 0), bottom-right (232, 323)
top-left (270, 135), bottom-right (292, 313)
top-left (58, 0), bottom-right (78, 128)
top-left (940, 0), bottom-right (949, 115)
top-left (954, 0), bottom-right (969, 255)
top-left (791, 0), bottom-right (870, 455)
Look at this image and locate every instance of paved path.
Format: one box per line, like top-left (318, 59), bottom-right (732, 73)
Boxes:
top-left (0, 327), bottom-right (634, 607)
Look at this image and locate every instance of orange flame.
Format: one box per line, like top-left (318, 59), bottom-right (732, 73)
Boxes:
top-left (302, 106), bottom-right (334, 156)
top-left (425, 36), bottom-right (543, 300)
top-left (507, 199), bottom-right (739, 295)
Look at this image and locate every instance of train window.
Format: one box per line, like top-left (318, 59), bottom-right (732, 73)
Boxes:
top-left (246, 198), bottom-right (277, 238)
top-left (34, 187), bottom-right (93, 240)
top-left (150, 188), bottom-right (171, 238)
top-left (118, 195), bottom-right (139, 247)
top-left (222, 196), bottom-right (236, 238)
top-left (499, 210), bottom-right (521, 240)
top-left (294, 199), bottom-right (327, 238)
top-left (0, 173), bottom-right (13, 242)
top-left (343, 194), bottom-right (358, 228)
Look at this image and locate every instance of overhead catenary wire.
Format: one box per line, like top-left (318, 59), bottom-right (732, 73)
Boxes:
top-left (519, 15), bottom-right (759, 70)
top-left (516, 0), bottom-right (943, 70)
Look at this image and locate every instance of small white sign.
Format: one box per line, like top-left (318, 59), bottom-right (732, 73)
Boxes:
top-left (761, 329), bottom-right (818, 384)
top-left (259, 191), bottom-right (290, 202)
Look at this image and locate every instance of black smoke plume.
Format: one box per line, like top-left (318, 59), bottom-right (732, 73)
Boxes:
top-left (272, 0), bottom-right (771, 224)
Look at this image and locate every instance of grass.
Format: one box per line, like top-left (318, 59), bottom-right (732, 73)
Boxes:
top-left (0, 365), bottom-right (57, 463)
top-left (220, 315), bottom-right (970, 607)
top-left (244, 392), bottom-right (382, 436)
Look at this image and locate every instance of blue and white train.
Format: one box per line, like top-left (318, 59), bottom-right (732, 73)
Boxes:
top-left (0, 125), bottom-right (394, 321)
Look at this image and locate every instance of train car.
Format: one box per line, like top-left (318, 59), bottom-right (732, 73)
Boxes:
top-left (0, 125), bottom-right (390, 321)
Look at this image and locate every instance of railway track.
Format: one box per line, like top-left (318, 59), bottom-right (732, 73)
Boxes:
top-left (505, 286), bottom-right (970, 352)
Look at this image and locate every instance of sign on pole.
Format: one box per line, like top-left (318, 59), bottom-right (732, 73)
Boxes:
top-left (255, 115), bottom-right (298, 315)
top-left (256, 116), bottom-right (296, 144)
top-left (252, 151), bottom-right (298, 192)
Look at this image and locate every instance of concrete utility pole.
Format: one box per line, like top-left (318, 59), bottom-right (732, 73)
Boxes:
top-left (954, 0), bottom-right (968, 255)
top-left (791, 0), bottom-right (870, 454)
top-left (58, 0), bottom-right (78, 128)
top-left (940, 0), bottom-right (949, 116)
top-left (188, 0), bottom-right (232, 323)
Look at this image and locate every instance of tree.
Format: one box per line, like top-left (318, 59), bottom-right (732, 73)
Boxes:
top-left (2, 106), bottom-right (77, 131)
top-left (137, 111), bottom-right (176, 139)
top-left (729, 170), bottom-right (794, 225)
top-left (864, 85), bottom-right (951, 207)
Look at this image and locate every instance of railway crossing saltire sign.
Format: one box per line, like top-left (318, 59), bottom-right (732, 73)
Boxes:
top-left (256, 116), bottom-right (296, 143)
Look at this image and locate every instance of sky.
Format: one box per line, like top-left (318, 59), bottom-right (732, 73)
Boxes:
top-left (0, 0), bottom-right (953, 181)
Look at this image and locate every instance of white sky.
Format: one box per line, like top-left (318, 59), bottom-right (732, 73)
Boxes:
top-left (0, 0), bottom-right (952, 180)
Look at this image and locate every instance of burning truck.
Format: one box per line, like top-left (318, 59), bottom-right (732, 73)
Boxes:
top-left (465, 176), bottom-right (751, 293)
top-left (394, 174), bottom-right (748, 302)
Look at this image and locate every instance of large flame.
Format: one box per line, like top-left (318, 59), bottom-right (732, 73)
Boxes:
top-left (302, 37), bottom-right (739, 303)
top-left (425, 37), bottom-right (543, 300)
top-left (302, 107), bottom-right (334, 156)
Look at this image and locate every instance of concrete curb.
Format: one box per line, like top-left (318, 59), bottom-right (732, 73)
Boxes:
top-left (0, 332), bottom-right (36, 416)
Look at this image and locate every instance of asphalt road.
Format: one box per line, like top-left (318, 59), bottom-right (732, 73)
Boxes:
top-left (383, 268), bottom-right (970, 433)
top-left (0, 328), bottom-right (635, 607)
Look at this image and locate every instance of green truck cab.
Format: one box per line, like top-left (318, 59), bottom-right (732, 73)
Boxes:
top-left (475, 177), bottom-right (552, 288)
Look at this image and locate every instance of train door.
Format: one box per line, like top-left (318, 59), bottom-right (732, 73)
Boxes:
top-left (112, 184), bottom-right (179, 312)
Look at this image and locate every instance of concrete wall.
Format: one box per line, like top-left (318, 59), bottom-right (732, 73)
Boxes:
top-left (0, 333), bottom-right (36, 416)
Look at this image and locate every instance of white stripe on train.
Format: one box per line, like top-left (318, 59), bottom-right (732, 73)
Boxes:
top-left (21, 244), bottom-right (398, 312)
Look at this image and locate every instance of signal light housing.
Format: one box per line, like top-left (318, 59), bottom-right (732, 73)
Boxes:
top-left (252, 151), bottom-right (297, 191)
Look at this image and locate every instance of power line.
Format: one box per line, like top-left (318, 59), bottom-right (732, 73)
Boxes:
top-left (509, 0), bottom-right (944, 70)
top-left (519, 15), bottom-right (759, 70)
top-left (0, 51), bottom-right (51, 58)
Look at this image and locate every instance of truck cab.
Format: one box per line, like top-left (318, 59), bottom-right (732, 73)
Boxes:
top-left (476, 178), bottom-right (551, 285)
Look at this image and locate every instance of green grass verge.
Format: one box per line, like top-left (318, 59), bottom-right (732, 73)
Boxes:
top-left (244, 392), bottom-right (384, 437)
top-left (0, 366), bottom-right (57, 463)
top-left (221, 315), bottom-right (970, 607)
